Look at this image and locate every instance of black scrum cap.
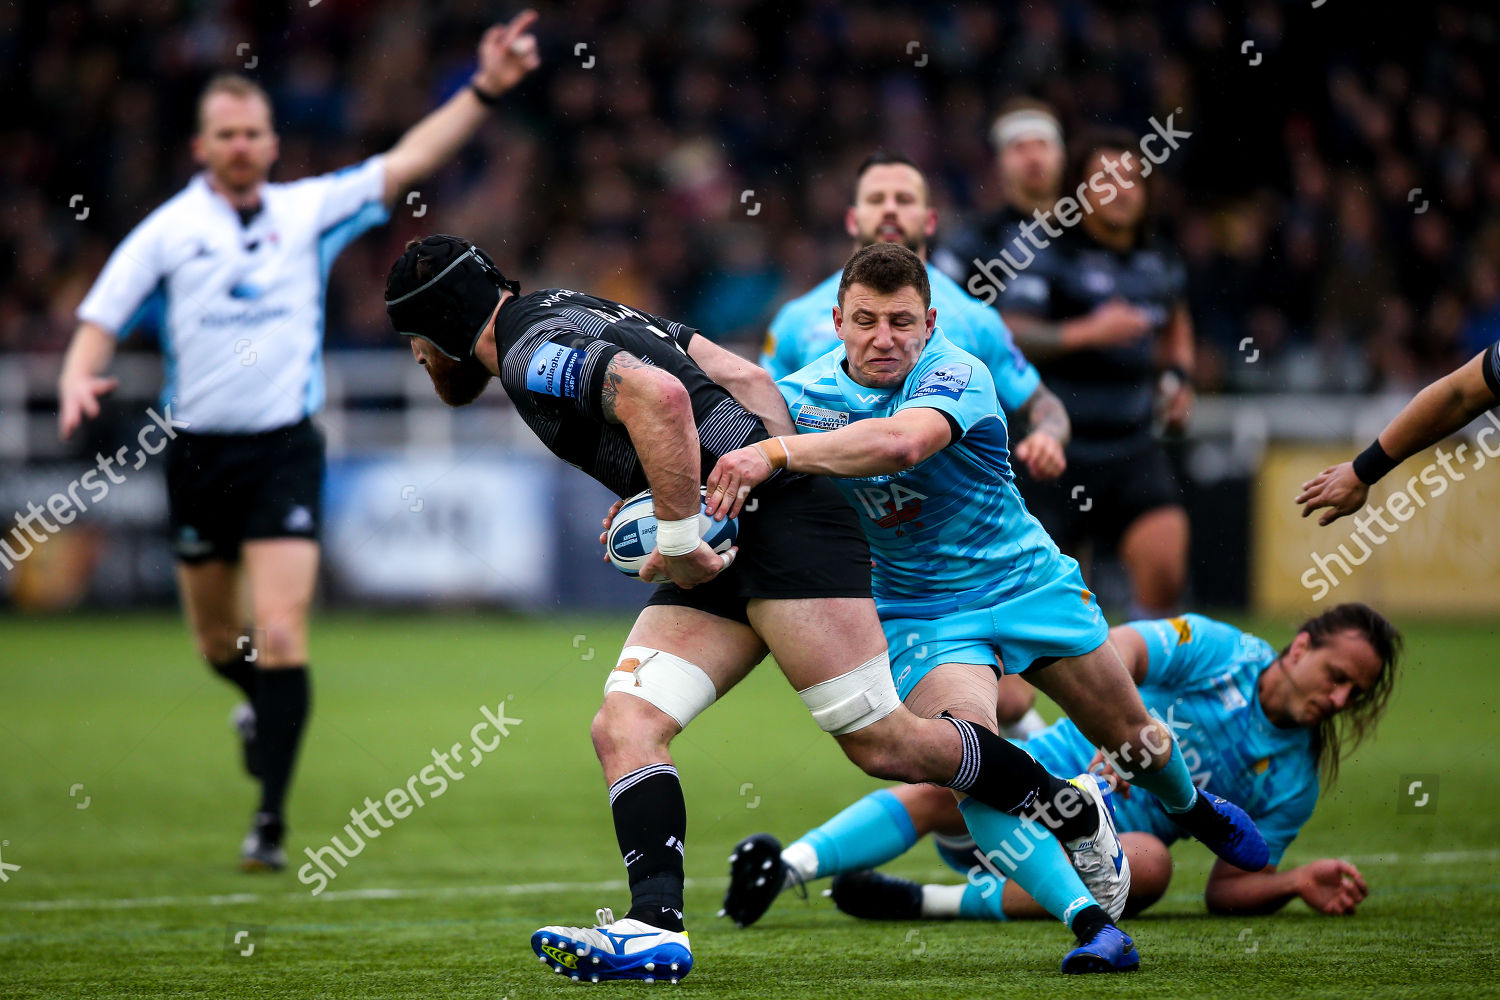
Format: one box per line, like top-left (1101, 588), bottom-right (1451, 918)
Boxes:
top-left (384, 235), bottom-right (520, 360)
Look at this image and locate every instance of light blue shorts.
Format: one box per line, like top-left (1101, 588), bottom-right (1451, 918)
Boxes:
top-left (880, 556), bottom-right (1109, 701)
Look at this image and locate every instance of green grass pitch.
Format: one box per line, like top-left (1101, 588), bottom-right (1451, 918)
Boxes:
top-left (2, 611), bottom-right (1498, 998)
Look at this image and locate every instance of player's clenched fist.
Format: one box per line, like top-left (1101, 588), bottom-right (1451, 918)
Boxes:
top-left (1012, 430), bottom-right (1066, 481)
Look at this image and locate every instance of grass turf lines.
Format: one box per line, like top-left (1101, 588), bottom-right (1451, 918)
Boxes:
top-left (2, 611), bottom-right (1498, 999)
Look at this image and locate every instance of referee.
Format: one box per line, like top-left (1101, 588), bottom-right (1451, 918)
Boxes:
top-left (55, 11), bottom-right (542, 871)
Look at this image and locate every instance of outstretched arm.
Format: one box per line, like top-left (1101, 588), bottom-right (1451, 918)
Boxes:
top-left (1296, 347), bottom-right (1500, 525)
top-left (381, 10), bottom-right (541, 204)
top-left (705, 408), bottom-right (952, 519)
top-left (1205, 857), bottom-right (1368, 916)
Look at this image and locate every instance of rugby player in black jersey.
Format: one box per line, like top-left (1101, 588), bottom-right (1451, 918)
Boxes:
top-left (384, 235), bottom-right (1143, 981)
top-left (991, 128), bottom-right (1196, 618)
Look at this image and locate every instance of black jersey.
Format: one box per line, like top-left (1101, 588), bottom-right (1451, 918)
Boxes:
top-left (1484, 340), bottom-right (1500, 399)
top-left (492, 288), bottom-right (771, 498)
top-left (995, 228), bottom-right (1187, 453)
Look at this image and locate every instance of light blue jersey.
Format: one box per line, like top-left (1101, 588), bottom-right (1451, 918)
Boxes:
top-left (1023, 615), bottom-right (1319, 866)
top-left (762, 264), bottom-right (1041, 412)
top-left (778, 332), bottom-right (1107, 689)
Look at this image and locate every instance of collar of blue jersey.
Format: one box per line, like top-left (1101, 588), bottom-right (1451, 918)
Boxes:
top-left (385, 247), bottom-right (521, 361)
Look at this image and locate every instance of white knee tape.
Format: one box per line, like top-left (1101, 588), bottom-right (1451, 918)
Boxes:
top-left (797, 651), bottom-right (902, 735)
top-left (603, 646), bottom-right (718, 729)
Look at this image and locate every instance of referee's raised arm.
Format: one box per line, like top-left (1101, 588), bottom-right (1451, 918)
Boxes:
top-left (378, 10), bottom-right (541, 206)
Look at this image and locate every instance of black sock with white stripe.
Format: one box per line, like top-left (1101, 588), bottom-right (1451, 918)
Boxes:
top-left (940, 713), bottom-right (1097, 842)
top-left (609, 763), bottom-right (687, 933)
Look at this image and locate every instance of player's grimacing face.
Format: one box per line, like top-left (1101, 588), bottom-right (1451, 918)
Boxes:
top-left (193, 93), bottom-right (278, 192)
top-left (1282, 629), bottom-right (1383, 727)
top-left (847, 165), bottom-right (936, 254)
top-left (1000, 136), bottom-right (1064, 201)
top-left (834, 283), bottom-right (936, 389)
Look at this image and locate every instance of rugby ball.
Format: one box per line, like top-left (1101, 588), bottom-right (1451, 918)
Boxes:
top-left (606, 489), bottom-right (738, 580)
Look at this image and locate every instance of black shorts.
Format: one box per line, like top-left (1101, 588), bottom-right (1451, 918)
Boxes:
top-left (165, 418), bottom-right (324, 564)
top-left (1017, 437), bottom-right (1182, 553)
top-left (644, 475), bottom-right (872, 625)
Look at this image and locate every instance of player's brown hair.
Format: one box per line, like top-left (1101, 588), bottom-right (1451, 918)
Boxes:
top-left (197, 74), bottom-right (273, 132)
top-left (837, 242), bottom-right (931, 309)
top-left (851, 150), bottom-right (928, 206)
top-left (1282, 602), bottom-right (1403, 785)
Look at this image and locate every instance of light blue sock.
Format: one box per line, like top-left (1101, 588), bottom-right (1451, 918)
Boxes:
top-left (957, 796), bottom-right (1097, 929)
top-left (785, 788), bottom-right (918, 880)
top-left (958, 875), bottom-right (1009, 920)
top-left (1132, 738), bottom-right (1198, 813)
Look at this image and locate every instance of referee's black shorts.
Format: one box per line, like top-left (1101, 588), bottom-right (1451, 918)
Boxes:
top-left (1017, 436), bottom-right (1183, 554)
top-left (165, 418), bottom-right (324, 563)
top-left (645, 474), bottom-right (872, 625)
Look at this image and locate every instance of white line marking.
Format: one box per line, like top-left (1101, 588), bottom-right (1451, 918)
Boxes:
top-left (6, 849), bottom-right (1498, 913)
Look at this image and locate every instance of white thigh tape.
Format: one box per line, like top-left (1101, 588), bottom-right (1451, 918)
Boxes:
top-left (797, 651), bottom-right (901, 735)
top-left (603, 645), bottom-right (718, 729)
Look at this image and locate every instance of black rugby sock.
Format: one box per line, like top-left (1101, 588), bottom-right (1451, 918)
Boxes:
top-left (941, 714), bottom-right (1098, 842)
top-left (209, 640), bottom-right (257, 700)
top-left (254, 666), bottom-right (310, 819)
top-left (609, 763), bottom-right (687, 933)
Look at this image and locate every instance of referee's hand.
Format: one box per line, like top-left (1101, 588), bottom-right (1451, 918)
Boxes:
top-left (58, 374), bottom-right (119, 440)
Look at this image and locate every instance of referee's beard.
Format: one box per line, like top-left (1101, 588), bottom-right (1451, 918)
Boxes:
top-left (423, 351), bottom-right (493, 407)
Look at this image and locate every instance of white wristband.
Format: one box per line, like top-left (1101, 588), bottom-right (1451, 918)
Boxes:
top-left (655, 514), bottom-right (702, 557)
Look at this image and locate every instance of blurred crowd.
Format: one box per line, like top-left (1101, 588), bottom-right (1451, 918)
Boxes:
top-left (4, 0), bottom-right (1498, 393)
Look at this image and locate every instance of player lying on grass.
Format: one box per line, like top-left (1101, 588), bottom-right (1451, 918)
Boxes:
top-left (385, 235), bottom-right (1139, 981)
top-left (1297, 340), bottom-right (1500, 525)
top-left (735, 606), bottom-right (1397, 925)
top-left (707, 243), bottom-right (1269, 973)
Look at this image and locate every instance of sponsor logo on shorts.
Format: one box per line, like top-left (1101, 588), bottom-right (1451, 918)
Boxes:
top-left (285, 505), bottom-right (314, 533)
top-left (794, 404), bottom-right (850, 430)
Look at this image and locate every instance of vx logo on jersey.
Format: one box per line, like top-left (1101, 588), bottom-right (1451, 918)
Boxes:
top-left (850, 482), bottom-right (928, 533)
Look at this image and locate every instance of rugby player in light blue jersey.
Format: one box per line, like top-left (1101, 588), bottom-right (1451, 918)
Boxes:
top-left (708, 243), bottom-right (1269, 974)
top-left (761, 152), bottom-right (1071, 487)
top-left (823, 606), bottom-right (1397, 924)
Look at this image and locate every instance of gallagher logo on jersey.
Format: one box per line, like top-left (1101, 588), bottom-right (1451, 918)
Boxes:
top-left (527, 341), bottom-right (586, 399)
top-left (910, 363), bottom-right (971, 401)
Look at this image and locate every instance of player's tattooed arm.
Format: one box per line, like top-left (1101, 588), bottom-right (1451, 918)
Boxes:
top-left (1023, 383), bottom-right (1070, 447)
top-left (1010, 383), bottom-right (1069, 481)
top-left (598, 351), bottom-right (701, 522)
top-left (598, 352), bottom-right (657, 424)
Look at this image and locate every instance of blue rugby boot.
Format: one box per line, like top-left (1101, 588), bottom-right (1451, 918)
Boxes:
top-left (1062, 924), bottom-right (1140, 974)
top-left (532, 907), bottom-right (692, 984)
